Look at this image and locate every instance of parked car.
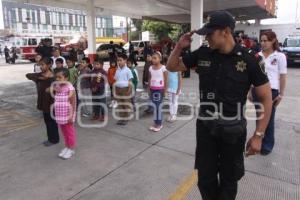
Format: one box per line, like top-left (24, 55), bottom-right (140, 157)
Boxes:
top-left (282, 36), bottom-right (300, 66)
top-left (96, 43), bottom-right (123, 61)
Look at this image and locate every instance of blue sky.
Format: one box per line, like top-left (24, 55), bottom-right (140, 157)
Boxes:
top-left (0, 0), bottom-right (299, 29)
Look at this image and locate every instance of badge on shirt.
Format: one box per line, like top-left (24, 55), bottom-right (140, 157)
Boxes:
top-left (198, 60), bottom-right (211, 67)
top-left (235, 61), bottom-right (247, 72)
top-left (271, 58), bottom-right (277, 65)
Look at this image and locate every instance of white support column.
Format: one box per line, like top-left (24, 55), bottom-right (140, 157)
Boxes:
top-left (191, 0), bottom-right (203, 51)
top-left (86, 0), bottom-right (96, 62)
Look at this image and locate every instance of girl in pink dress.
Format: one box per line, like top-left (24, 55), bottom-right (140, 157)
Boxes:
top-left (52, 68), bottom-right (77, 159)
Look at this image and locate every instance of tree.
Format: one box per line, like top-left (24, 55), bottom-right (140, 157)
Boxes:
top-left (142, 20), bottom-right (173, 41)
top-left (131, 18), bottom-right (143, 32)
top-left (142, 20), bottom-right (190, 41)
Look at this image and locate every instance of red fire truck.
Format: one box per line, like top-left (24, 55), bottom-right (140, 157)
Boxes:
top-left (8, 36), bottom-right (53, 62)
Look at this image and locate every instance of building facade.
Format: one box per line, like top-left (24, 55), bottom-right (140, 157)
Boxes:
top-left (1, 0), bottom-right (126, 37)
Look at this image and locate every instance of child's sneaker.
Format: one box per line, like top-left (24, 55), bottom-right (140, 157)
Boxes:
top-left (153, 125), bottom-right (163, 132)
top-left (167, 115), bottom-right (177, 123)
top-left (61, 149), bottom-right (75, 160)
top-left (58, 148), bottom-right (68, 158)
top-left (171, 115), bottom-right (177, 122)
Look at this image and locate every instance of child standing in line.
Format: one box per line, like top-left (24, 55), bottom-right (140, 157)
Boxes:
top-left (81, 57), bottom-right (93, 70)
top-left (148, 52), bottom-right (168, 132)
top-left (90, 59), bottom-right (107, 121)
top-left (54, 58), bottom-right (65, 73)
top-left (78, 59), bottom-right (92, 117)
top-left (107, 59), bottom-right (118, 108)
top-left (26, 57), bottom-right (60, 146)
top-left (114, 54), bottom-right (133, 126)
top-left (66, 57), bottom-right (78, 87)
top-left (127, 58), bottom-right (139, 111)
top-left (52, 68), bottom-right (77, 159)
top-left (33, 54), bottom-right (42, 73)
top-left (167, 71), bottom-right (182, 122)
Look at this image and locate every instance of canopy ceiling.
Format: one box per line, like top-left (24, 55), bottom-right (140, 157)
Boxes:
top-left (15, 0), bottom-right (276, 23)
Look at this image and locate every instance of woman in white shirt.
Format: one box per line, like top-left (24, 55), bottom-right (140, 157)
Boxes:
top-left (251, 31), bottom-right (287, 155)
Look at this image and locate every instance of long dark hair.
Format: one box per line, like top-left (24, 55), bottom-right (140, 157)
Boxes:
top-left (260, 31), bottom-right (280, 51)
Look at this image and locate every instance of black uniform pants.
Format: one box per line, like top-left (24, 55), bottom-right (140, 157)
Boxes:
top-left (195, 119), bottom-right (247, 200)
top-left (42, 112), bottom-right (59, 144)
top-left (92, 90), bottom-right (107, 117)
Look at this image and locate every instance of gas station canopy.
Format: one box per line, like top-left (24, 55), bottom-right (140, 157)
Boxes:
top-left (16, 0), bottom-right (276, 23)
top-left (14, 0), bottom-right (277, 54)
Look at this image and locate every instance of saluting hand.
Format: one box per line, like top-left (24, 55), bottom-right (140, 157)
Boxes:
top-left (176, 31), bottom-right (196, 49)
top-left (245, 134), bottom-right (262, 157)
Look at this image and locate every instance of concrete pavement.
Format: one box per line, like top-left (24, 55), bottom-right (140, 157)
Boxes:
top-left (0, 62), bottom-right (299, 200)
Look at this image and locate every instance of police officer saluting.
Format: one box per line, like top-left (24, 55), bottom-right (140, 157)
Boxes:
top-left (167, 11), bottom-right (273, 200)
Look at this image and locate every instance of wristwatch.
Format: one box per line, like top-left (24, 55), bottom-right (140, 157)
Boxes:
top-left (254, 131), bottom-right (265, 138)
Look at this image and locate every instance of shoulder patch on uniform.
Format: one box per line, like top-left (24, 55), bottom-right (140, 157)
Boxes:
top-left (235, 61), bottom-right (247, 72)
top-left (198, 60), bottom-right (211, 67)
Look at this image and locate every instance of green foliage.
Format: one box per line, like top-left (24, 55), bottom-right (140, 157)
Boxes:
top-left (141, 20), bottom-right (190, 41)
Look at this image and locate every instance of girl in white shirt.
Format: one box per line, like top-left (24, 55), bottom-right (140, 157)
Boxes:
top-left (148, 52), bottom-right (168, 132)
top-left (251, 31), bottom-right (287, 155)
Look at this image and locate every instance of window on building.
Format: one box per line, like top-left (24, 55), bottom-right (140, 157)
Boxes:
top-left (59, 25), bottom-right (63, 30)
top-left (59, 13), bottom-right (62, 25)
top-left (22, 38), bottom-right (28, 46)
top-left (82, 16), bottom-right (86, 27)
top-left (73, 15), bottom-right (76, 26)
top-left (43, 24), bottom-right (47, 30)
top-left (96, 17), bottom-right (102, 28)
top-left (52, 25), bottom-right (57, 30)
top-left (11, 23), bottom-right (17, 29)
top-left (31, 10), bottom-right (36, 24)
top-left (26, 9), bottom-right (30, 22)
top-left (37, 10), bottom-right (40, 24)
top-left (102, 18), bottom-right (106, 28)
top-left (77, 15), bottom-right (80, 26)
top-left (22, 23), bottom-right (28, 29)
top-left (18, 8), bottom-right (22, 22)
top-left (51, 12), bottom-right (56, 25)
top-left (11, 10), bottom-right (17, 23)
top-left (106, 18), bottom-right (113, 28)
top-left (28, 38), bottom-right (37, 45)
top-left (69, 14), bottom-right (73, 26)
top-left (40, 10), bottom-right (46, 24)
top-left (64, 13), bottom-right (68, 26)
top-left (22, 9), bottom-right (27, 22)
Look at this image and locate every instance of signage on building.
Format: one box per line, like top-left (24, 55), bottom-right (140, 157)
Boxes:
top-left (46, 7), bottom-right (85, 15)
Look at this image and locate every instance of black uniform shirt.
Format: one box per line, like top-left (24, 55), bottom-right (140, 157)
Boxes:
top-left (183, 44), bottom-right (269, 117)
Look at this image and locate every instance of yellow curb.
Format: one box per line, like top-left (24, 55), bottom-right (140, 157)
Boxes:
top-left (168, 170), bottom-right (198, 200)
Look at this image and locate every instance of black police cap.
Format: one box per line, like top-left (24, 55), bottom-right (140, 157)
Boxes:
top-left (196, 10), bottom-right (235, 35)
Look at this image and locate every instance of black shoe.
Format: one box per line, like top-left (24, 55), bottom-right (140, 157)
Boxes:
top-left (144, 108), bottom-right (153, 114)
top-left (121, 120), bottom-right (128, 125)
top-left (117, 120), bottom-right (124, 125)
top-left (260, 149), bottom-right (271, 156)
top-left (43, 140), bottom-right (57, 147)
